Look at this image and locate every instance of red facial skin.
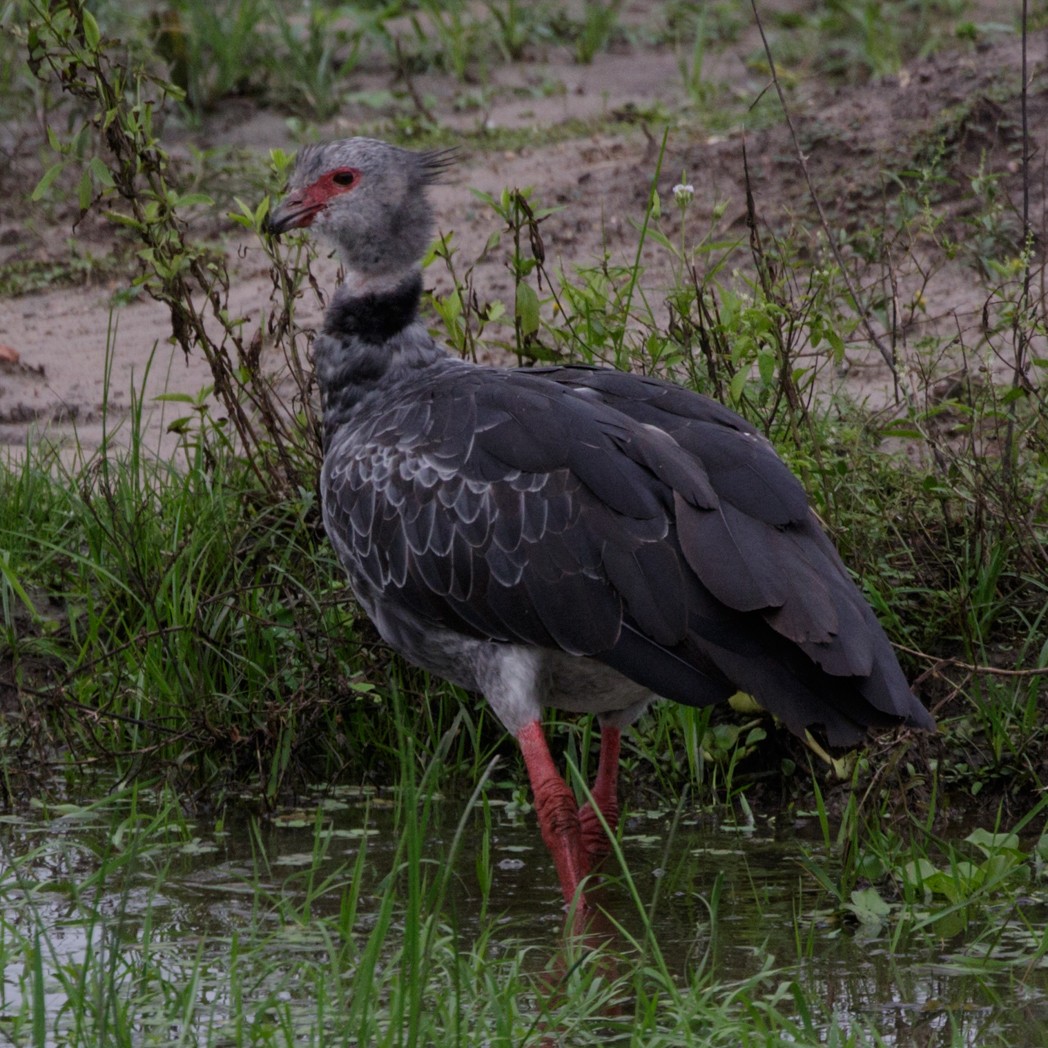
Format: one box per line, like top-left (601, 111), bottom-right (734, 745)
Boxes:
top-left (269, 167), bottom-right (360, 231)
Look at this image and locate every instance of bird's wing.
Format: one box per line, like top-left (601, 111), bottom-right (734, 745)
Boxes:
top-left (535, 368), bottom-right (886, 651)
top-left (323, 365), bottom-right (930, 744)
top-left (532, 365), bottom-right (808, 522)
top-left (324, 368), bottom-right (695, 653)
top-left (532, 366), bottom-right (933, 739)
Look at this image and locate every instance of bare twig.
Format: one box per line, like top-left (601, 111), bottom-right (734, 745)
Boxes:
top-left (749, 2), bottom-right (903, 390)
top-left (391, 36), bottom-right (438, 125)
top-left (26, 0), bottom-right (320, 502)
top-left (896, 643), bottom-right (1048, 678)
top-left (1003, 0), bottom-right (1035, 482)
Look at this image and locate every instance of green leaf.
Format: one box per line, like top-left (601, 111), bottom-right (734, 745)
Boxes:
top-left (104, 210), bottom-right (145, 230)
top-left (744, 727), bottom-right (767, 746)
top-left (78, 167), bottom-right (93, 212)
top-left (982, 853), bottom-right (1025, 885)
top-left (82, 9), bottom-right (101, 50)
top-left (757, 348), bottom-right (775, 386)
top-left (515, 282), bottom-right (539, 337)
top-left (0, 552), bottom-right (43, 625)
top-left (953, 860), bottom-right (982, 892)
top-left (646, 227), bottom-right (674, 252)
top-left (31, 933), bottom-right (45, 1048)
top-left (900, 857), bottom-right (938, 891)
top-left (172, 192), bottom-right (214, 208)
top-left (965, 828), bottom-right (1020, 857)
top-left (846, 887), bottom-right (891, 927)
top-left (825, 328), bottom-right (845, 359)
top-left (31, 162), bottom-right (65, 201)
top-left (88, 156), bottom-right (114, 188)
top-left (728, 368), bottom-right (747, 405)
top-left (444, 285), bottom-right (465, 317)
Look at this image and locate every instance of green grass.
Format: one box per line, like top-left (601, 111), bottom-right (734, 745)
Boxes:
top-left (1, 1), bottom-right (1047, 1041)
top-left (3, 766), bottom-right (1048, 1046)
top-left (2, 0), bottom-right (1046, 813)
top-left (1, 416), bottom-right (358, 800)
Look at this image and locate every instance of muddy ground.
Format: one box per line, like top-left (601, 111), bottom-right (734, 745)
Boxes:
top-left (0, 6), bottom-right (1044, 457)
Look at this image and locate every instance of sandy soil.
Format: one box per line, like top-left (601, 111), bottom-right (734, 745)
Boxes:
top-left (1, 11), bottom-right (1044, 458)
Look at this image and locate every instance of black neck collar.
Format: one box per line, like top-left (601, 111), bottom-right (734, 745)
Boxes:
top-left (323, 272), bottom-right (422, 344)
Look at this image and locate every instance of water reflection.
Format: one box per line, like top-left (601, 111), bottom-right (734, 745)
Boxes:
top-left (1, 786), bottom-right (1047, 1044)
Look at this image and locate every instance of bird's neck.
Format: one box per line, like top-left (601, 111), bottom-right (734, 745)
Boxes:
top-left (314, 268), bottom-right (447, 436)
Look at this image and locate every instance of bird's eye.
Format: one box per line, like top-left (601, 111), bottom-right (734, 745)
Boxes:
top-left (332, 170), bottom-right (357, 187)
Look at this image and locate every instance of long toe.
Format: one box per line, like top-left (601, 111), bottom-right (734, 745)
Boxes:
top-left (578, 798), bottom-right (619, 868)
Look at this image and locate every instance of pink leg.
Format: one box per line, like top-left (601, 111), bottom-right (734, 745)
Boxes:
top-left (517, 720), bottom-right (589, 907)
top-left (578, 724), bottom-right (621, 865)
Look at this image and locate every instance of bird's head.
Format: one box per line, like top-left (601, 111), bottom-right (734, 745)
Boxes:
top-left (265, 137), bottom-right (456, 288)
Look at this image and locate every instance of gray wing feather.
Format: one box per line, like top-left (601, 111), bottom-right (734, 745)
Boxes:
top-left (322, 363), bottom-right (932, 746)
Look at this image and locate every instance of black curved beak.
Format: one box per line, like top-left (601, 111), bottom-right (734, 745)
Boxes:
top-left (264, 190), bottom-right (318, 236)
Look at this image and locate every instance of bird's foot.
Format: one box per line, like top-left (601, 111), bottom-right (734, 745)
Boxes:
top-left (532, 777), bottom-right (591, 908)
top-left (577, 796), bottom-right (619, 869)
top-left (576, 723), bottom-right (622, 869)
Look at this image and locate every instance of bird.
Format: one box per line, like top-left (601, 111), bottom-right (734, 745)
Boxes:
top-left (264, 137), bottom-right (935, 909)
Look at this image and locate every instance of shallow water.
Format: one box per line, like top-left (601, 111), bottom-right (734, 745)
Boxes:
top-left (2, 782), bottom-right (1047, 1045)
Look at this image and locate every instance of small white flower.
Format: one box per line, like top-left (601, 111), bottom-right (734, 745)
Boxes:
top-left (672, 182), bottom-right (695, 206)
